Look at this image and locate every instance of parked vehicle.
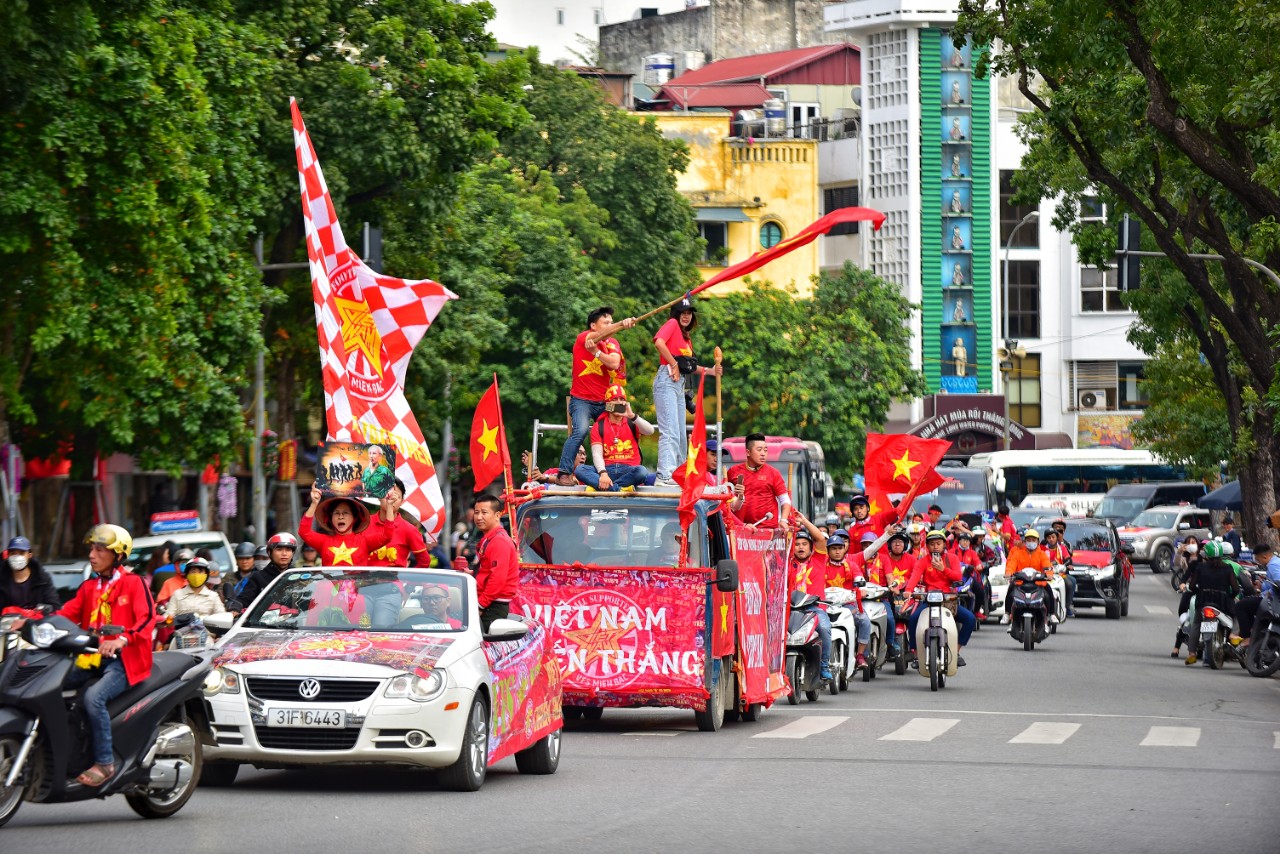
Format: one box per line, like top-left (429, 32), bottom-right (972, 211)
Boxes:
top-left (130, 531), bottom-right (235, 577)
top-left (785, 591), bottom-right (825, 704)
top-left (0, 606), bottom-right (211, 827)
top-left (913, 590), bottom-right (958, 691)
top-left (908, 462), bottom-right (996, 519)
top-left (1244, 594), bottom-right (1280, 678)
top-left (199, 567), bottom-right (563, 791)
top-left (1116, 505), bottom-right (1212, 574)
top-left (1093, 482), bottom-right (1208, 529)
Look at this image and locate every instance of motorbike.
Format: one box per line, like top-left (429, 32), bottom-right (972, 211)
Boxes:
top-left (823, 588), bottom-right (857, 694)
top-left (891, 593), bottom-right (913, 675)
top-left (785, 590), bottom-right (825, 704)
top-left (912, 590), bottom-right (958, 692)
top-left (1244, 593), bottom-right (1280, 678)
top-left (1008, 568), bottom-right (1052, 651)
top-left (856, 581), bottom-right (892, 682)
top-left (166, 613), bottom-right (213, 652)
top-left (1193, 600), bottom-right (1236, 669)
top-left (956, 567), bottom-right (978, 629)
top-left (0, 606), bottom-right (212, 827)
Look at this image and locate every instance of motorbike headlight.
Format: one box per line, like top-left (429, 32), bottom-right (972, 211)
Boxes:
top-left (30, 622), bottom-right (69, 648)
top-left (1089, 565), bottom-right (1115, 579)
top-left (386, 670), bottom-right (447, 702)
top-left (203, 667), bottom-right (240, 696)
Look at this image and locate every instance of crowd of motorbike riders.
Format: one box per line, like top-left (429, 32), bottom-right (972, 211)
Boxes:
top-left (784, 495), bottom-right (1280, 681)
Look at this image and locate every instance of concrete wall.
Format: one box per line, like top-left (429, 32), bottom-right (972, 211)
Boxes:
top-left (601, 0), bottom-right (840, 77)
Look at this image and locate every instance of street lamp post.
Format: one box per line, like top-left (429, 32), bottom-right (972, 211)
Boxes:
top-left (1002, 210), bottom-right (1039, 450)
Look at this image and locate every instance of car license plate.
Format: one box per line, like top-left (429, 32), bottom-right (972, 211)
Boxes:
top-left (267, 708), bottom-right (346, 728)
top-left (1201, 620), bottom-right (1218, 633)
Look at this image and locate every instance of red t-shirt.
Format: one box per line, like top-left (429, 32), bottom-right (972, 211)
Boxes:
top-left (476, 526), bottom-right (519, 608)
top-left (654, 318), bottom-right (692, 367)
top-left (368, 516), bottom-right (430, 567)
top-left (590, 415), bottom-right (642, 466)
top-left (789, 553), bottom-right (828, 598)
top-left (846, 509), bottom-right (900, 543)
top-left (726, 462), bottom-right (789, 528)
top-left (824, 558), bottom-right (864, 612)
top-left (570, 331), bottom-right (623, 401)
top-left (871, 550), bottom-right (915, 588)
top-left (904, 551), bottom-right (964, 592)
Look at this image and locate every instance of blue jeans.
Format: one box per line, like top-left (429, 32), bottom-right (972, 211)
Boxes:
top-left (66, 657), bottom-right (131, 766)
top-left (574, 463), bottom-right (651, 491)
top-left (559, 396), bottom-right (605, 472)
top-left (908, 603), bottom-right (975, 650)
top-left (853, 610), bottom-right (871, 644)
top-left (802, 606), bottom-right (832, 670)
top-left (1063, 573), bottom-right (1077, 611)
top-left (652, 369), bottom-right (685, 480)
top-left (883, 607), bottom-right (899, 649)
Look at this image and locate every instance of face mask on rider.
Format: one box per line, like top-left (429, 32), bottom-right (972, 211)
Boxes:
top-left (186, 571), bottom-right (208, 589)
top-left (7, 554), bottom-right (28, 571)
top-left (1026, 541), bottom-right (1039, 551)
top-left (1186, 543), bottom-right (1198, 554)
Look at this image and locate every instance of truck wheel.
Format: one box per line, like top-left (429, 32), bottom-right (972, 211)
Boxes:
top-left (581, 706), bottom-right (604, 721)
top-left (1151, 544), bottom-right (1172, 574)
top-left (694, 664), bottom-right (728, 732)
top-left (742, 703), bottom-right (764, 722)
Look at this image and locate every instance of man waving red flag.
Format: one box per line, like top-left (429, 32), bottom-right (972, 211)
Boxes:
top-left (470, 376), bottom-right (511, 493)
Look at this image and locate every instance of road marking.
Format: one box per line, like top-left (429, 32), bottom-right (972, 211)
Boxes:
top-left (1274, 732), bottom-right (1280, 749)
top-left (879, 718), bottom-right (959, 742)
top-left (1141, 726), bottom-right (1200, 747)
top-left (753, 716), bottom-right (849, 739)
top-left (1008, 722), bottom-right (1081, 744)
top-left (1144, 605), bottom-right (1173, 615)
top-left (623, 731), bottom-right (684, 737)
top-left (769, 707), bottom-right (1280, 726)
top-left (1147, 575), bottom-right (1167, 586)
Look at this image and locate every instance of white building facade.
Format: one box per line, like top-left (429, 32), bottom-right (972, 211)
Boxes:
top-left (485, 1), bottom-right (693, 66)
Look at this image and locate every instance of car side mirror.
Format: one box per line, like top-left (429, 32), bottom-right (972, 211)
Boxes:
top-left (1120, 544), bottom-right (1135, 556)
top-left (203, 612), bottom-right (235, 636)
top-left (715, 559), bottom-right (739, 593)
top-left (483, 618), bottom-right (529, 642)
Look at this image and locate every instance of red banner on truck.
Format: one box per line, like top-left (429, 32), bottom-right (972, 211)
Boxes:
top-left (732, 527), bottom-right (790, 704)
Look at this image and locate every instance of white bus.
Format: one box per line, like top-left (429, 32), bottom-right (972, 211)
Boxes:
top-left (966, 449), bottom-right (1187, 516)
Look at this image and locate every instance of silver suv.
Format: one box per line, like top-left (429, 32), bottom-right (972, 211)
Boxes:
top-left (1117, 505), bottom-right (1212, 574)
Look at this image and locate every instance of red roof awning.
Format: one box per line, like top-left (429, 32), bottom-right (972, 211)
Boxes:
top-left (657, 82), bottom-right (771, 110)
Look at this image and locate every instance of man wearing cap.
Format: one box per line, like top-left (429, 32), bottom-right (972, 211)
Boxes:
top-left (0, 536), bottom-right (61, 610)
top-left (846, 494), bottom-right (899, 543)
top-left (557, 306), bottom-right (637, 487)
top-left (727, 433), bottom-right (792, 529)
top-left (789, 529), bottom-right (834, 679)
top-left (574, 385), bottom-right (655, 491)
top-left (1220, 516), bottom-right (1242, 557)
top-left (420, 584), bottom-right (461, 629)
top-left (823, 529), bottom-right (874, 670)
top-left (1001, 528), bottom-right (1057, 625)
top-left (903, 530), bottom-right (974, 665)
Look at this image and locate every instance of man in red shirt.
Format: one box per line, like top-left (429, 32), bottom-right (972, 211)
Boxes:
top-left (788, 530), bottom-right (833, 678)
top-left (903, 530), bottom-right (974, 665)
top-left (557, 306), bottom-right (636, 486)
top-left (60, 524), bottom-right (156, 787)
top-left (727, 433), bottom-right (791, 529)
top-left (574, 385), bottom-right (655, 491)
top-left (845, 494), bottom-right (899, 543)
top-left (366, 478), bottom-right (434, 568)
top-left (472, 494), bottom-right (519, 631)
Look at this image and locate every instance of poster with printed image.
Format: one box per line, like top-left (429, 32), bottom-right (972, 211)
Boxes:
top-left (315, 440), bottom-right (399, 500)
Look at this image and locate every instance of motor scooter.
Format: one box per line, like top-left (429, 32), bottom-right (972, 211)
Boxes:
top-left (1244, 593), bottom-right (1280, 677)
top-left (785, 590), bottom-right (825, 704)
top-left (0, 606), bottom-right (212, 827)
top-left (912, 590), bottom-right (958, 692)
top-left (857, 581), bottom-right (892, 682)
top-left (1008, 568), bottom-right (1052, 651)
top-left (823, 588), bottom-right (857, 694)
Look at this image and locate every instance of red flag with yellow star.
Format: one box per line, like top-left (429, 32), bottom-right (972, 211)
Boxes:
top-left (863, 433), bottom-right (951, 511)
top-left (678, 373), bottom-right (709, 533)
top-left (470, 376), bottom-right (511, 493)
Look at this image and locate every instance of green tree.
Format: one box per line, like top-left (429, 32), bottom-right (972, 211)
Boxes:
top-left (957, 0), bottom-right (1280, 539)
top-left (695, 264), bottom-right (926, 482)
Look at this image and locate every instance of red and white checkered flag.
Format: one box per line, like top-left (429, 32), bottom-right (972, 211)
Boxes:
top-left (292, 98), bottom-right (455, 537)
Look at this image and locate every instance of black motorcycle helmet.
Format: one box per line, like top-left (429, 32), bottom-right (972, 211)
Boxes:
top-left (234, 541), bottom-right (257, 559)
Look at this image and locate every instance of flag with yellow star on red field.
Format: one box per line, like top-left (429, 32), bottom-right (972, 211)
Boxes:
top-left (678, 373), bottom-right (709, 533)
top-left (863, 433), bottom-right (952, 520)
top-left (294, 99), bottom-right (455, 536)
top-left (470, 376), bottom-right (511, 493)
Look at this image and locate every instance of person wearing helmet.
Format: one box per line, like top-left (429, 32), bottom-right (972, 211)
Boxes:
top-left (221, 541), bottom-right (257, 599)
top-left (1001, 528), bottom-right (1057, 625)
top-left (789, 528), bottom-right (834, 679)
top-left (824, 529), bottom-right (879, 670)
top-left (164, 556), bottom-right (226, 621)
top-left (902, 530), bottom-right (974, 666)
top-left (299, 542), bottom-right (323, 568)
top-left (228, 531), bottom-right (300, 613)
top-left (574, 385), bottom-right (655, 491)
top-left (846, 494), bottom-right (898, 544)
top-left (853, 525), bottom-right (904, 660)
top-left (0, 535), bottom-right (60, 610)
top-left (299, 483), bottom-right (397, 568)
top-left (1043, 526), bottom-right (1077, 617)
top-left (1178, 540), bottom-right (1241, 665)
top-left (59, 524), bottom-right (155, 787)
top-left (822, 513), bottom-right (841, 536)
top-left (906, 522), bottom-right (929, 556)
top-left (152, 547), bottom-right (194, 601)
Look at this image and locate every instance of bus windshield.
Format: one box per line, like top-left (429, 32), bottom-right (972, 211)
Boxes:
top-left (910, 470), bottom-right (992, 516)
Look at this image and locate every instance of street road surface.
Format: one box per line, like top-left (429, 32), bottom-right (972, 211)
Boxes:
top-left (6, 570), bottom-right (1279, 852)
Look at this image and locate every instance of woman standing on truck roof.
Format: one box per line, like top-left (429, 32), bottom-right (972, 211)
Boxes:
top-left (652, 297), bottom-right (722, 487)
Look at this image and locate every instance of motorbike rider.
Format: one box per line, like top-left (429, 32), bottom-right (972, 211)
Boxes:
top-left (902, 530), bottom-right (974, 666)
top-left (853, 527), bottom-right (903, 660)
top-left (1042, 526), bottom-right (1077, 617)
top-left (1, 535), bottom-right (61, 610)
top-left (164, 556), bottom-right (227, 620)
top-left (252, 544), bottom-right (269, 572)
top-left (906, 522), bottom-right (928, 556)
top-left (789, 529), bottom-right (833, 680)
top-left (228, 532), bottom-right (298, 614)
top-left (1233, 543), bottom-right (1280, 650)
top-left (151, 547), bottom-right (193, 599)
top-left (871, 529), bottom-right (915, 656)
top-left (58, 524), bottom-right (156, 787)
top-left (1171, 536), bottom-right (1205, 658)
top-left (823, 529), bottom-right (873, 670)
top-left (1000, 528), bottom-right (1058, 626)
top-left (846, 493), bottom-right (898, 543)
top-left (224, 541), bottom-right (256, 600)
top-left (1180, 540), bottom-right (1240, 665)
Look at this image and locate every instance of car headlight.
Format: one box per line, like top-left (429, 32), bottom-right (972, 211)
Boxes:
top-left (385, 670), bottom-right (447, 703)
top-left (30, 622), bottom-right (69, 648)
top-left (1089, 565), bottom-right (1116, 579)
top-left (203, 667), bottom-right (240, 696)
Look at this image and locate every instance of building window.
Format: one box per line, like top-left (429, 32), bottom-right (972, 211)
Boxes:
top-left (1080, 266), bottom-right (1126, 312)
top-left (1002, 260), bottom-right (1041, 339)
top-left (593, 8), bottom-right (602, 25)
top-left (760, 221), bottom-right (783, 249)
top-left (1009, 353), bottom-right (1042, 428)
top-left (789, 103), bottom-right (819, 138)
top-left (1000, 171), bottom-right (1039, 247)
top-left (997, 74), bottom-right (1038, 112)
top-left (556, 9), bottom-right (565, 26)
top-left (1069, 360), bottom-right (1147, 411)
top-left (1117, 361), bottom-right (1149, 409)
top-left (698, 222), bottom-right (728, 266)
top-left (823, 185), bottom-right (860, 235)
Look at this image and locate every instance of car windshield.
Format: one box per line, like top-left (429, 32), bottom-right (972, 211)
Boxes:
top-left (1093, 496), bottom-right (1149, 521)
top-left (131, 538), bottom-right (232, 573)
top-left (517, 503), bottom-right (702, 567)
top-left (1008, 508), bottom-right (1044, 529)
top-left (1064, 523), bottom-right (1116, 552)
top-left (242, 568), bottom-right (469, 632)
top-left (1130, 510), bottom-right (1178, 528)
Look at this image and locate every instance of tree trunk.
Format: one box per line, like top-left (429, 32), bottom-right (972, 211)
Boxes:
top-left (1240, 415), bottom-right (1280, 550)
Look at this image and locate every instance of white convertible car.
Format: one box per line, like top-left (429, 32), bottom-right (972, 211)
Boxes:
top-left (199, 566), bottom-right (563, 791)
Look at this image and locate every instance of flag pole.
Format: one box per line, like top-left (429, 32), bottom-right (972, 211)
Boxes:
top-left (490, 374), bottom-right (518, 537)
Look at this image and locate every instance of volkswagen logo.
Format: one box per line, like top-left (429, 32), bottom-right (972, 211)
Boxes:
top-left (297, 678), bottom-right (322, 700)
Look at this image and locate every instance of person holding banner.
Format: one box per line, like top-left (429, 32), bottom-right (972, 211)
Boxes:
top-left (300, 484), bottom-right (397, 567)
top-left (557, 307), bottom-right (637, 486)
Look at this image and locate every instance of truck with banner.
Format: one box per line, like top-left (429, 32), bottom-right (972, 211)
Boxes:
top-left (510, 491), bottom-right (790, 731)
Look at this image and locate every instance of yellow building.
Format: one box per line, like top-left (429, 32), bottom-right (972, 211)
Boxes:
top-left (647, 113), bottom-right (821, 296)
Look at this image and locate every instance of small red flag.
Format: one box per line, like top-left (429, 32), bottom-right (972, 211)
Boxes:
top-left (863, 433), bottom-right (951, 502)
top-left (678, 374), bottom-right (709, 532)
top-left (470, 376), bottom-right (511, 493)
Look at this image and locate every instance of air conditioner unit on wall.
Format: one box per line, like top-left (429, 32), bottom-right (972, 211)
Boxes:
top-left (1078, 389), bottom-right (1109, 411)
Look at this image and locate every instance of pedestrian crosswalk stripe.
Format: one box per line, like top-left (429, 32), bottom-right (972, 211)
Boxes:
top-left (754, 716), bottom-right (849, 739)
top-left (1144, 605), bottom-right (1173, 615)
top-left (879, 718), bottom-right (959, 742)
top-left (1273, 732), bottom-right (1280, 749)
top-left (1140, 726), bottom-right (1200, 747)
top-left (1008, 722), bottom-right (1080, 744)
top-left (623, 731), bottom-right (684, 736)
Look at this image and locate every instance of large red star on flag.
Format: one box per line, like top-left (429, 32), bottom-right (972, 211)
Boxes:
top-left (562, 612), bottom-right (632, 670)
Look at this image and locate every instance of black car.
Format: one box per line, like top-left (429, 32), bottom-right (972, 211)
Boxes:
top-left (1060, 519), bottom-right (1132, 620)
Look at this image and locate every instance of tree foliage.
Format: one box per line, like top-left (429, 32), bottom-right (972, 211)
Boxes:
top-left (957, 0), bottom-right (1280, 538)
